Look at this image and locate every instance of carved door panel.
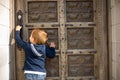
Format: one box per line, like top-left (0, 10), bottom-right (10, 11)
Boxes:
top-left (15, 0), bottom-right (108, 80)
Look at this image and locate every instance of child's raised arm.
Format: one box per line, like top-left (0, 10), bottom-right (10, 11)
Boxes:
top-left (15, 25), bottom-right (27, 49)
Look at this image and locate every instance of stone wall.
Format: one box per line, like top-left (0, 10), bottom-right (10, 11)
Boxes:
top-left (0, 0), bottom-right (10, 80)
top-left (109, 0), bottom-right (120, 80)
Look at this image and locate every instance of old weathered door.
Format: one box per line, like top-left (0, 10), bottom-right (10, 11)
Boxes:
top-left (15, 0), bottom-right (108, 80)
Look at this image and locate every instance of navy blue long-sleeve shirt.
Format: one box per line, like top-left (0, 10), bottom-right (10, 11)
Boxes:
top-left (15, 31), bottom-right (56, 73)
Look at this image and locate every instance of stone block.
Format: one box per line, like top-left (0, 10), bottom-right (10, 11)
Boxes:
top-left (0, 0), bottom-right (9, 8)
top-left (115, 25), bottom-right (120, 42)
top-left (112, 42), bottom-right (117, 61)
top-left (111, 6), bottom-right (117, 26)
top-left (116, 43), bottom-right (120, 63)
top-left (116, 61), bottom-right (120, 80)
top-left (0, 45), bottom-right (9, 80)
top-left (0, 4), bottom-right (9, 26)
top-left (115, 3), bottom-right (120, 25)
top-left (0, 25), bottom-right (9, 45)
top-left (112, 26), bottom-right (117, 42)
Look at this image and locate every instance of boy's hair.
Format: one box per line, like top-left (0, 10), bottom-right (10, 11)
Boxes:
top-left (31, 29), bottom-right (48, 44)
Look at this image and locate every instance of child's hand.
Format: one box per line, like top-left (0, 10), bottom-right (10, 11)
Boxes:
top-left (16, 25), bottom-right (22, 31)
top-left (49, 42), bottom-right (56, 48)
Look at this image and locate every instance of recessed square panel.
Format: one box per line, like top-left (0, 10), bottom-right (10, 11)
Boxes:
top-left (67, 28), bottom-right (94, 49)
top-left (66, 0), bottom-right (93, 22)
top-left (68, 54), bottom-right (94, 76)
top-left (28, 1), bottom-right (58, 23)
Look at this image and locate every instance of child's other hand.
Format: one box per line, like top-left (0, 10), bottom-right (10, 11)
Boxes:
top-left (49, 42), bottom-right (56, 48)
top-left (16, 25), bottom-right (22, 31)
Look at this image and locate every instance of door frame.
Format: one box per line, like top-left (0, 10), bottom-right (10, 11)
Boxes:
top-left (9, 0), bottom-right (16, 80)
top-left (95, 0), bottom-right (109, 80)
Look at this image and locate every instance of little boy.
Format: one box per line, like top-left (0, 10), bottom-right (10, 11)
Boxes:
top-left (15, 25), bottom-right (56, 80)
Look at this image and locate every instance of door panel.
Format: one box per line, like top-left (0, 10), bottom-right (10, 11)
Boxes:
top-left (66, 0), bottom-right (94, 22)
top-left (27, 1), bottom-right (58, 23)
top-left (65, 0), bottom-right (96, 79)
top-left (15, 0), bottom-right (108, 80)
top-left (67, 28), bottom-right (94, 49)
top-left (67, 54), bottom-right (94, 76)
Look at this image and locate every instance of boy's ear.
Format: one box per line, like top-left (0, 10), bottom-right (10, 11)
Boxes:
top-left (30, 36), bottom-right (35, 43)
top-left (32, 37), bottom-right (35, 42)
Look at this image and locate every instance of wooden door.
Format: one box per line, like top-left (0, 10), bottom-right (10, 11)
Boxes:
top-left (15, 0), bottom-right (108, 80)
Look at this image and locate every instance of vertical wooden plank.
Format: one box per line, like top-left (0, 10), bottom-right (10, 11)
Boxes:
top-left (15, 0), bottom-right (25, 80)
top-left (10, 0), bottom-right (16, 79)
top-left (96, 0), bottom-right (108, 80)
top-left (59, 0), bottom-right (66, 80)
top-left (16, 0), bottom-right (24, 11)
